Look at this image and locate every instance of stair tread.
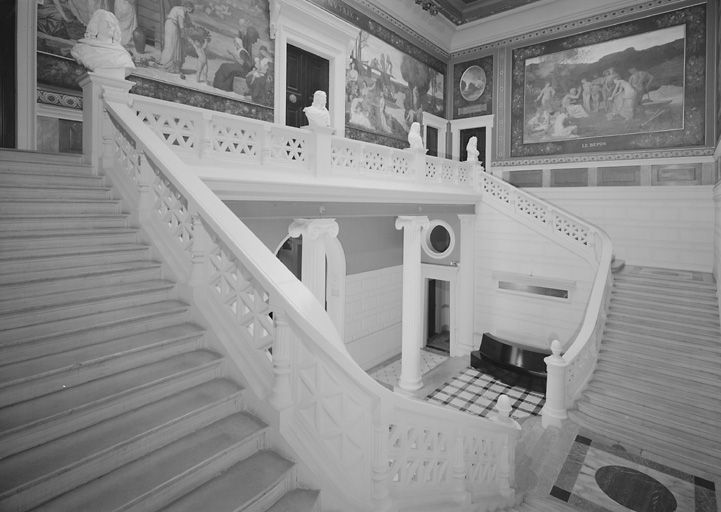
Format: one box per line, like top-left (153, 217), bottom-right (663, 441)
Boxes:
top-left (604, 321), bottom-right (721, 346)
top-left (0, 349), bottom-right (221, 432)
top-left (0, 379), bottom-right (244, 495)
top-left (607, 311), bottom-right (720, 335)
top-left (160, 450), bottom-right (294, 512)
top-left (599, 344), bottom-right (721, 373)
top-left (593, 364), bottom-right (721, 397)
top-left (0, 278), bottom-right (175, 317)
top-left (611, 288), bottom-right (718, 307)
top-left (0, 322), bottom-right (205, 385)
top-left (266, 489), bottom-right (320, 512)
top-left (0, 300), bottom-right (190, 347)
top-left (30, 416), bottom-right (269, 512)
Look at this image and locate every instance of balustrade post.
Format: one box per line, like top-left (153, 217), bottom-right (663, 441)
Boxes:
top-left (395, 216), bottom-right (429, 392)
top-left (493, 395), bottom-right (518, 498)
top-left (542, 340), bottom-right (568, 428)
top-left (135, 151), bottom-right (157, 225)
top-left (406, 148), bottom-right (427, 184)
top-left (269, 309), bottom-right (294, 410)
top-left (198, 111), bottom-right (213, 160)
top-left (188, 210), bottom-right (213, 287)
top-left (79, 71), bottom-right (134, 174)
top-left (451, 434), bottom-right (470, 502)
top-left (371, 424), bottom-right (393, 512)
top-left (305, 126), bottom-right (334, 177)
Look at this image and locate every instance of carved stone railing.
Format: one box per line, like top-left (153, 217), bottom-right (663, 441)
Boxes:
top-left (129, 95), bottom-right (480, 192)
top-left (478, 173), bottom-right (614, 428)
top-left (91, 75), bottom-right (520, 512)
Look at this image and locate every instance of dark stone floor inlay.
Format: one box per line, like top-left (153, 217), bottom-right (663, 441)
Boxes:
top-left (595, 465), bottom-right (677, 512)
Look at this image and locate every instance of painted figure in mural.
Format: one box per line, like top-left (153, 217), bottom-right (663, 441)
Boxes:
top-left (628, 67), bottom-right (654, 105)
top-left (213, 35), bottom-right (253, 92)
top-left (601, 67), bottom-right (620, 112)
top-left (407, 122), bottom-right (424, 151)
top-left (70, 9), bottom-right (135, 71)
top-left (190, 36), bottom-right (209, 83)
top-left (580, 78), bottom-right (592, 113)
top-left (303, 90), bottom-right (331, 128)
top-left (535, 82), bottom-right (555, 112)
top-left (159, 2), bottom-right (194, 74)
top-left (48, 0), bottom-right (137, 46)
top-left (551, 112), bottom-right (578, 137)
top-left (466, 136), bottom-right (479, 162)
top-left (609, 77), bottom-right (637, 120)
top-left (246, 45), bottom-right (273, 103)
top-left (590, 76), bottom-right (604, 113)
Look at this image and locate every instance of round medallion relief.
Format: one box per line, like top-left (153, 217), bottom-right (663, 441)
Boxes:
top-left (595, 465), bottom-right (676, 512)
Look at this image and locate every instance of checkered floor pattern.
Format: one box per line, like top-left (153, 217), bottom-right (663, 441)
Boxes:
top-left (426, 366), bottom-right (545, 420)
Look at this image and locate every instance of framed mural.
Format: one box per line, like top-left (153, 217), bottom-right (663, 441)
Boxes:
top-left (453, 55), bottom-right (493, 119)
top-left (37, 0), bottom-right (274, 110)
top-left (345, 29), bottom-right (445, 148)
top-left (510, 4), bottom-right (706, 157)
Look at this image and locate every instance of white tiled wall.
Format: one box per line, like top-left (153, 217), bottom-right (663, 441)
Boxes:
top-left (344, 265), bottom-right (403, 370)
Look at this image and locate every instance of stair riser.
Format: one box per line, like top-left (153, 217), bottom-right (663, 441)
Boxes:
top-left (605, 320), bottom-right (720, 345)
top-left (0, 397), bottom-right (247, 512)
top-left (0, 304), bottom-right (189, 350)
top-left (607, 313), bottom-right (720, 336)
top-left (613, 284), bottom-right (717, 301)
top-left (0, 232), bottom-right (141, 253)
top-left (0, 249), bottom-right (150, 277)
top-left (0, 173), bottom-right (104, 188)
top-left (0, 288), bottom-right (174, 331)
top-left (0, 217), bottom-right (128, 231)
top-left (0, 258), bottom-right (155, 286)
top-left (0, 201), bottom-right (122, 216)
top-left (0, 361), bottom-right (224, 459)
top-left (603, 328), bottom-right (721, 353)
top-left (584, 388), bottom-right (721, 435)
top-left (610, 299), bottom-right (720, 321)
top-left (600, 345), bottom-right (721, 372)
top-left (0, 187), bottom-right (112, 200)
top-left (614, 276), bottom-right (717, 293)
top-left (611, 290), bottom-right (719, 310)
top-left (0, 266), bottom-right (163, 304)
top-left (0, 335), bottom-right (206, 408)
top-left (592, 368), bottom-right (720, 400)
top-left (121, 433), bottom-right (271, 512)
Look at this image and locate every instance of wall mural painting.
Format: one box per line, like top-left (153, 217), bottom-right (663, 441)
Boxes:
top-left (453, 55), bottom-right (493, 119)
top-left (716, 0), bottom-right (721, 147)
top-left (345, 30), bottom-right (445, 146)
top-left (37, 0), bottom-right (274, 109)
top-left (510, 4), bottom-right (706, 157)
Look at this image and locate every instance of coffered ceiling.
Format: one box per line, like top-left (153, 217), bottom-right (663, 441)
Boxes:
top-left (418, 0), bottom-right (547, 25)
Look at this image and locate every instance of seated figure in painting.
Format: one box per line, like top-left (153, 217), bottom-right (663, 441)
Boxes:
top-left (303, 90), bottom-right (331, 128)
top-left (466, 136), bottom-right (480, 162)
top-left (70, 9), bottom-right (135, 72)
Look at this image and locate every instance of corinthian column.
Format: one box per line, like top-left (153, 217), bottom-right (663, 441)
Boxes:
top-left (288, 218), bottom-right (339, 305)
top-left (395, 215), bottom-right (429, 392)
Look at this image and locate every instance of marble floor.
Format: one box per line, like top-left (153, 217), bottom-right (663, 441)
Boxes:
top-left (368, 349), bottom-right (448, 389)
top-left (550, 429), bottom-right (717, 512)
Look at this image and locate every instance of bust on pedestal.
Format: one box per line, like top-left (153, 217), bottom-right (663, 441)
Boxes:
top-left (303, 91), bottom-right (331, 129)
top-left (466, 136), bottom-right (479, 162)
top-left (70, 9), bottom-right (135, 78)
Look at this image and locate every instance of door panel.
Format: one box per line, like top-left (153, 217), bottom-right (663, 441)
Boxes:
top-left (285, 44), bottom-right (329, 128)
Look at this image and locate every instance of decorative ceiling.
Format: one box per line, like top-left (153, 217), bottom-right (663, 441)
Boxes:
top-left (415, 0), bottom-right (547, 25)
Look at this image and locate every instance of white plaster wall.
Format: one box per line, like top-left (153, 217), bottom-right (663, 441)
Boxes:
top-left (344, 265), bottom-right (403, 370)
top-left (475, 203), bottom-right (595, 351)
top-left (533, 186), bottom-right (715, 272)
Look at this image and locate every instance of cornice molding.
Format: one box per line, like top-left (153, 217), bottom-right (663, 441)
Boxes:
top-left (492, 148), bottom-right (716, 168)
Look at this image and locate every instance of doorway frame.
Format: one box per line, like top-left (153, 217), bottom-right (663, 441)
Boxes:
top-left (16, 0), bottom-right (36, 149)
top-left (422, 263), bottom-right (459, 356)
top-left (449, 114), bottom-right (494, 166)
top-left (272, 1), bottom-right (357, 135)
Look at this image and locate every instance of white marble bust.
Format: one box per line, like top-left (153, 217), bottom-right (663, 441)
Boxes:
top-left (466, 136), bottom-right (480, 162)
top-left (71, 9), bottom-right (135, 73)
top-left (303, 91), bottom-right (331, 128)
top-left (408, 121), bottom-right (424, 151)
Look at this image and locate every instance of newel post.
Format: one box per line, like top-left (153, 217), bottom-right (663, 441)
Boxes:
top-left (493, 395), bottom-right (519, 497)
top-left (188, 210), bottom-right (213, 287)
top-left (371, 423), bottom-right (393, 512)
top-left (542, 340), bottom-right (568, 428)
top-left (269, 308), bottom-right (294, 410)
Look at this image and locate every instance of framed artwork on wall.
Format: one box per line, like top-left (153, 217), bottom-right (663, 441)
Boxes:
top-left (36, 0), bottom-right (274, 112)
top-left (453, 55), bottom-right (493, 119)
top-left (510, 4), bottom-right (707, 158)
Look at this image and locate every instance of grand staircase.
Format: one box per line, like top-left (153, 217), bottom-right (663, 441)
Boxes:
top-left (0, 152), bottom-right (319, 512)
top-left (571, 265), bottom-right (721, 479)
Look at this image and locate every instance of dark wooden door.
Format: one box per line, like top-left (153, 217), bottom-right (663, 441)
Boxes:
top-left (0, 1), bottom-right (17, 148)
top-left (285, 44), bottom-right (329, 128)
top-left (425, 125), bottom-right (439, 157)
top-left (459, 127), bottom-right (486, 163)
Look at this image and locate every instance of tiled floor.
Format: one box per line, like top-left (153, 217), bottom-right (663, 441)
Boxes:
top-left (369, 349), bottom-right (448, 388)
top-left (426, 365), bottom-right (545, 421)
top-left (551, 429), bottom-right (718, 512)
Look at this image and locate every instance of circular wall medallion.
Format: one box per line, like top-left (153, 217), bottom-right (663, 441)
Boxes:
top-left (422, 220), bottom-right (455, 260)
top-left (595, 465), bottom-right (676, 512)
top-left (459, 65), bottom-right (487, 102)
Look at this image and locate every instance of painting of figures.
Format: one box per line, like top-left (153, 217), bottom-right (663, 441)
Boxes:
top-left (345, 29), bottom-right (444, 144)
top-left (37, 0), bottom-right (274, 107)
top-left (510, 4), bottom-right (706, 157)
top-left (523, 25), bottom-right (685, 144)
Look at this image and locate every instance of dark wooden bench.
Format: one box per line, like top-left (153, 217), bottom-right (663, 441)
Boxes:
top-left (470, 332), bottom-right (551, 379)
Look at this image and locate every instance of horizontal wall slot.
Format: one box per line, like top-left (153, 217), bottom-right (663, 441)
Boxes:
top-left (498, 280), bottom-right (569, 299)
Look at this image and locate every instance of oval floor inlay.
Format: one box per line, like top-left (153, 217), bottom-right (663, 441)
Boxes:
top-left (595, 465), bottom-right (676, 512)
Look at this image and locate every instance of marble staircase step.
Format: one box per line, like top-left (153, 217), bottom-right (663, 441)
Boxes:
top-left (606, 310), bottom-right (720, 338)
top-left (612, 280), bottom-right (718, 299)
top-left (23, 415), bottom-right (270, 512)
top-left (0, 214), bottom-right (129, 231)
top-left (604, 318), bottom-right (720, 347)
top-left (0, 383), bottom-right (248, 511)
top-left (598, 342), bottom-right (721, 377)
top-left (0, 300), bottom-right (190, 352)
top-left (0, 228), bottom-right (140, 252)
top-left (266, 489), bottom-right (321, 512)
top-left (0, 198), bottom-right (123, 216)
top-left (0, 183), bottom-right (113, 200)
top-left (0, 169), bottom-right (105, 188)
top-left (0, 323), bottom-right (207, 407)
top-left (613, 272), bottom-right (717, 292)
top-left (609, 295), bottom-right (719, 320)
top-left (602, 327), bottom-right (721, 354)
top-left (610, 287), bottom-right (718, 309)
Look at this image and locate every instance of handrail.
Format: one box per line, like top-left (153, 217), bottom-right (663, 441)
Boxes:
top-left (102, 93), bottom-right (520, 511)
top-left (478, 172), bottom-right (614, 426)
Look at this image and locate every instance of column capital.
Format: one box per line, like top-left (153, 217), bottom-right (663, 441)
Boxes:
top-left (288, 218), bottom-right (339, 240)
top-left (395, 215), bottom-right (429, 232)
